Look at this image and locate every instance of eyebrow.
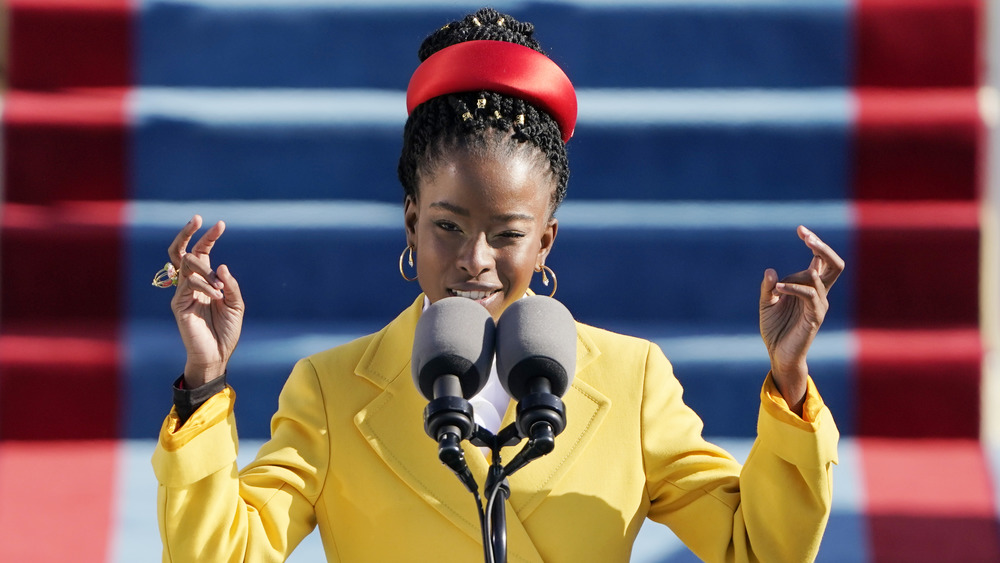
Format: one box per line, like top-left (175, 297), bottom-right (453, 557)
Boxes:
top-left (429, 201), bottom-right (534, 223)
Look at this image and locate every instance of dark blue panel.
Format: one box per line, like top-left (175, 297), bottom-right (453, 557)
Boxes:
top-left (126, 222), bottom-right (854, 327)
top-left (668, 355), bottom-right (853, 437)
top-left (138, 2), bottom-right (850, 89)
top-left (131, 119), bottom-right (849, 202)
top-left (568, 122), bottom-right (849, 201)
top-left (549, 226), bottom-right (853, 329)
top-left (131, 121), bottom-right (406, 201)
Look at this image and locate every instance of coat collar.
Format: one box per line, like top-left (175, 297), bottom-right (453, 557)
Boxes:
top-left (352, 295), bottom-right (610, 561)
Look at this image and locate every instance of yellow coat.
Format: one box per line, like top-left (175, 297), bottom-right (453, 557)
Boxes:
top-left (154, 295), bottom-right (839, 562)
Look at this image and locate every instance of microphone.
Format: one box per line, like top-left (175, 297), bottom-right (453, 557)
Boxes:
top-left (411, 297), bottom-right (495, 491)
top-left (495, 296), bottom-right (576, 474)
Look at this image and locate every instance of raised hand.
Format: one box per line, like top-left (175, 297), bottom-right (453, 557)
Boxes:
top-left (759, 226), bottom-right (844, 415)
top-left (168, 215), bottom-right (245, 387)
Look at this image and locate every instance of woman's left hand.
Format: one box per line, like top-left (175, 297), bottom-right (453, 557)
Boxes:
top-left (759, 225), bottom-right (845, 416)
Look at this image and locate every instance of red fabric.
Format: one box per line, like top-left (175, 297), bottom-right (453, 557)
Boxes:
top-left (852, 89), bottom-right (982, 200)
top-left (406, 40), bottom-right (577, 143)
top-left (3, 89), bottom-right (128, 204)
top-left (0, 440), bottom-right (117, 560)
top-left (0, 202), bottom-right (124, 324)
top-left (854, 201), bottom-right (979, 329)
top-left (854, 0), bottom-right (982, 88)
top-left (856, 329), bottom-right (981, 438)
top-left (0, 326), bottom-right (122, 440)
top-left (7, 0), bottom-right (132, 89)
top-left (861, 439), bottom-right (1000, 561)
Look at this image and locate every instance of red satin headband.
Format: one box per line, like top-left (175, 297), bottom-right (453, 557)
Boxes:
top-left (406, 40), bottom-right (577, 143)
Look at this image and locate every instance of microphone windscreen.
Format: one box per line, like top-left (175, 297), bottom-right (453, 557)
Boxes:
top-left (411, 297), bottom-right (495, 400)
top-left (495, 296), bottom-right (576, 400)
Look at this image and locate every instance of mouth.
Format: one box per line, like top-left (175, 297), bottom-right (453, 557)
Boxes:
top-left (448, 288), bottom-right (501, 301)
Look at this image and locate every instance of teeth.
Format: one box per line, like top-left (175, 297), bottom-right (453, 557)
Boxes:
top-left (452, 290), bottom-right (491, 300)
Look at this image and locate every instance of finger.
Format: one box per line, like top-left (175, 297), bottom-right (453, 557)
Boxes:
top-left (798, 225), bottom-right (845, 288)
top-left (182, 272), bottom-right (224, 300)
top-left (180, 253), bottom-right (223, 289)
top-left (775, 280), bottom-right (820, 303)
top-left (217, 264), bottom-right (244, 308)
top-left (192, 220), bottom-right (226, 257)
top-left (760, 268), bottom-right (780, 306)
top-left (168, 215), bottom-right (203, 268)
top-left (776, 273), bottom-right (828, 318)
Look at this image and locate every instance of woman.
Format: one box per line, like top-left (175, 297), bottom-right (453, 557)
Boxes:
top-left (153, 8), bottom-right (843, 562)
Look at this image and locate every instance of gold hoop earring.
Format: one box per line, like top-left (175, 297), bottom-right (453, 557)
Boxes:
top-left (399, 246), bottom-right (418, 282)
top-left (535, 264), bottom-right (557, 298)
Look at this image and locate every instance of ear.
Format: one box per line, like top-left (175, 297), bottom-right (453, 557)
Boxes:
top-left (536, 217), bottom-right (558, 266)
top-left (403, 195), bottom-right (419, 248)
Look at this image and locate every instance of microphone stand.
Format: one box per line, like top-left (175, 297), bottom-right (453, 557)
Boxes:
top-left (465, 416), bottom-right (561, 563)
top-left (427, 379), bottom-right (567, 563)
top-left (470, 424), bottom-right (519, 563)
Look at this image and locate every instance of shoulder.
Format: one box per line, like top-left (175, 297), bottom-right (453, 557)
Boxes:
top-left (304, 331), bottom-right (379, 371)
top-left (575, 321), bottom-right (670, 387)
top-left (301, 295), bottom-right (424, 380)
top-left (576, 321), bottom-right (659, 361)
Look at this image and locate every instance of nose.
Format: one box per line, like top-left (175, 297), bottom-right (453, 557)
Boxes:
top-left (458, 233), bottom-right (493, 277)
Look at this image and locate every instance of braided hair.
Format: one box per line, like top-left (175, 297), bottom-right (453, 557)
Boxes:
top-left (397, 8), bottom-right (570, 215)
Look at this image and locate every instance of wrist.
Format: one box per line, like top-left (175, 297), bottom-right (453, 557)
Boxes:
top-left (183, 362), bottom-right (226, 388)
top-left (770, 360), bottom-right (808, 416)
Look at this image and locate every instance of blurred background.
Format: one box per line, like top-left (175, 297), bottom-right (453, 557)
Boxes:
top-left (0, 0), bottom-right (997, 561)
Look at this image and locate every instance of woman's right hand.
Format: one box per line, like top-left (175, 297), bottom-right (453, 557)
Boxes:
top-left (168, 215), bottom-right (245, 388)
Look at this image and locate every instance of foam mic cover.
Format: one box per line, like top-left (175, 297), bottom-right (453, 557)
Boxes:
top-left (496, 296), bottom-right (576, 400)
top-left (411, 297), bottom-right (495, 400)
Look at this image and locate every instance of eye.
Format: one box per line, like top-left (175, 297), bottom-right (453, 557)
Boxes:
top-left (492, 230), bottom-right (526, 246)
top-left (434, 220), bottom-right (461, 233)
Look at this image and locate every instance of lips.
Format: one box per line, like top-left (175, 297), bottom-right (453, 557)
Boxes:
top-left (449, 288), bottom-right (500, 300)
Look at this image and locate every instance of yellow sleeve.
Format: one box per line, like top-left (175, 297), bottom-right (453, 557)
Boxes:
top-left (152, 358), bottom-right (330, 562)
top-left (642, 344), bottom-right (839, 562)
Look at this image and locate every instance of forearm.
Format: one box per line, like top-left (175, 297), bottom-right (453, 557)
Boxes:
top-left (736, 375), bottom-right (839, 561)
top-left (154, 359), bottom-right (330, 561)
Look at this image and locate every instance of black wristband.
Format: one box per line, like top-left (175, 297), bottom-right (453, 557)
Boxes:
top-left (173, 374), bottom-right (228, 425)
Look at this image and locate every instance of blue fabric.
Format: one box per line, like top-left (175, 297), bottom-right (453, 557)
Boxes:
top-left (137, 0), bottom-right (851, 89)
top-left (129, 88), bottom-right (851, 201)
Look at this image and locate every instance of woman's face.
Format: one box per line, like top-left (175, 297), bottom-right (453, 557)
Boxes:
top-left (404, 147), bottom-right (558, 321)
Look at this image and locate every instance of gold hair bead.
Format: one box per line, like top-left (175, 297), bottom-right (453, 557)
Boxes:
top-left (497, 17), bottom-right (505, 27)
top-left (462, 111), bottom-right (473, 121)
top-left (440, 24), bottom-right (450, 30)
top-left (472, 17), bottom-right (482, 26)
top-left (494, 110), bottom-right (502, 120)
top-left (515, 114), bottom-right (525, 125)
top-left (477, 98), bottom-right (487, 109)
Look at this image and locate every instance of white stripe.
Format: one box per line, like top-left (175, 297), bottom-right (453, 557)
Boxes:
top-left (127, 200), bottom-right (850, 230)
top-left (131, 89), bottom-right (406, 126)
top-left (654, 329), bottom-right (852, 363)
top-left (579, 89), bottom-right (850, 125)
top-left (129, 88), bottom-right (851, 127)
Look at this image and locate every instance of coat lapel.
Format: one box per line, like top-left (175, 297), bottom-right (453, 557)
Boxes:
top-left (499, 325), bottom-right (610, 520)
top-left (352, 296), bottom-right (609, 561)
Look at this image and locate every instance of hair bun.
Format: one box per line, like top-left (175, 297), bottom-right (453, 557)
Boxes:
top-left (418, 7), bottom-right (543, 62)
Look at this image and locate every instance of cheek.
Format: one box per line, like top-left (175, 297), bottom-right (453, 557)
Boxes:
top-left (498, 246), bottom-right (539, 285)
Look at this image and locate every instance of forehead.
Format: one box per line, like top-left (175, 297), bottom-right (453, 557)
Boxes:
top-left (419, 148), bottom-right (555, 216)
